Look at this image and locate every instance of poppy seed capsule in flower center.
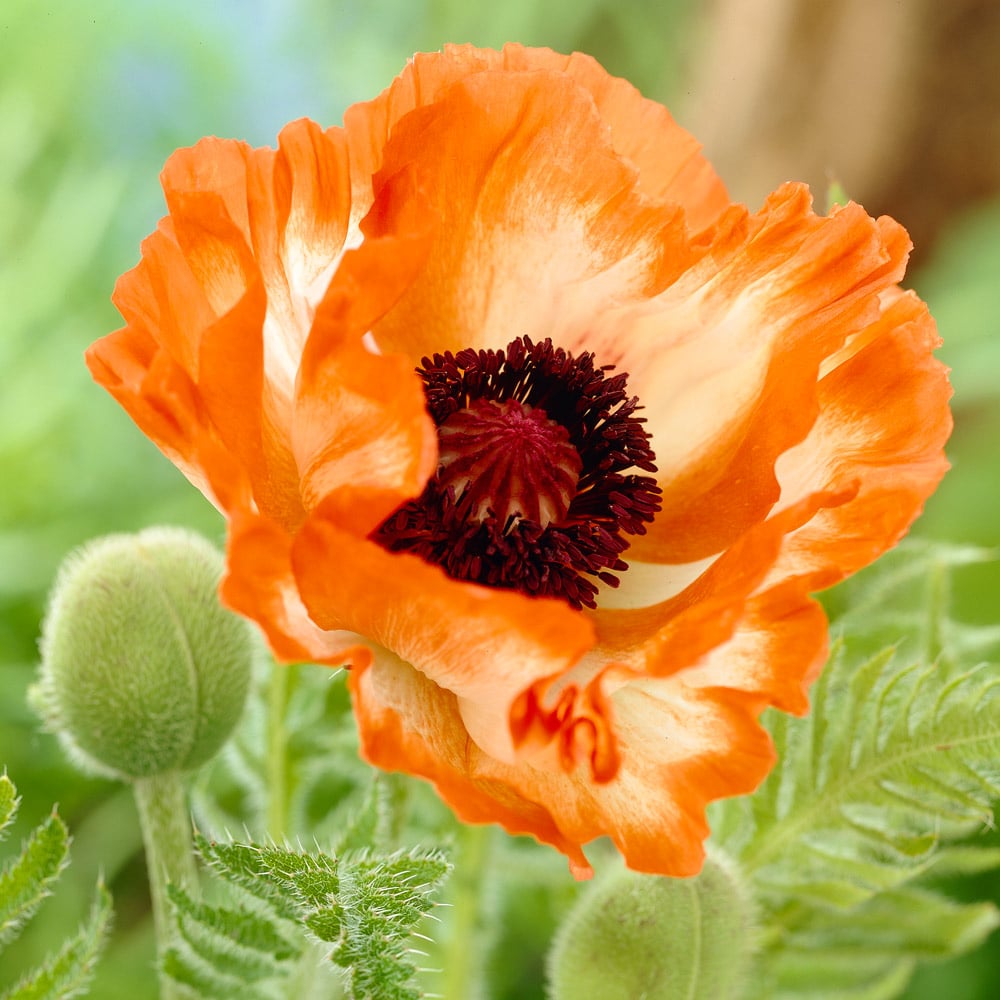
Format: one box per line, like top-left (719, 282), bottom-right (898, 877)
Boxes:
top-left (373, 336), bottom-right (662, 609)
top-left (437, 398), bottom-right (582, 526)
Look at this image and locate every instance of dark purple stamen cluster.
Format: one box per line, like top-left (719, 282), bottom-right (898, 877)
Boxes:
top-left (371, 336), bottom-right (662, 609)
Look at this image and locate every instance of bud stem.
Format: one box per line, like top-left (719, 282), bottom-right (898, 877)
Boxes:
top-left (133, 771), bottom-right (199, 999)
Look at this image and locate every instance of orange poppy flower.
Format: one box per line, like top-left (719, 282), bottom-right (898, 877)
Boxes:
top-left (87, 44), bottom-right (951, 878)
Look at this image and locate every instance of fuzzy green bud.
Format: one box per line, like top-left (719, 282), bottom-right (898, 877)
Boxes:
top-left (33, 527), bottom-right (252, 781)
top-left (547, 854), bottom-right (756, 1000)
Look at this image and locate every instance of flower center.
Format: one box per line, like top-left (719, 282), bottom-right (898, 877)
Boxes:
top-left (372, 336), bottom-right (661, 609)
top-left (437, 398), bottom-right (582, 526)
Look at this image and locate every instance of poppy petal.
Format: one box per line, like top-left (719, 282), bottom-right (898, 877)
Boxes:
top-left (291, 490), bottom-right (596, 767)
top-left (357, 67), bottom-right (700, 367)
top-left (345, 43), bottom-right (727, 231)
top-left (350, 648), bottom-right (775, 878)
top-left (768, 289), bottom-right (952, 586)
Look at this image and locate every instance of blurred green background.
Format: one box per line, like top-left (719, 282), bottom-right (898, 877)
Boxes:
top-left (2, 0), bottom-right (998, 996)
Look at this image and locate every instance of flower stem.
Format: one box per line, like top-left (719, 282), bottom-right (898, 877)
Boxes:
top-left (922, 559), bottom-right (949, 663)
top-left (441, 824), bottom-right (491, 1000)
top-left (132, 771), bottom-right (199, 1000)
top-left (267, 661), bottom-right (295, 841)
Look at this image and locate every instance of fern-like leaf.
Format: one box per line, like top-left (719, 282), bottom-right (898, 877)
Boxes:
top-left (0, 775), bottom-right (111, 999)
top-left (168, 882), bottom-right (299, 966)
top-left (0, 883), bottom-right (112, 1000)
top-left (194, 836), bottom-right (303, 924)
top-left (320, 851), bottom-right (452, 1000)
top-left (188, 836), bottom-right (451, 1000)
top-left (0, 811), bottom-right (70, 949)
top-left (709, 541), bottom-right (1000, 997)
top-left (734, 645), bottom-right (1000, 895)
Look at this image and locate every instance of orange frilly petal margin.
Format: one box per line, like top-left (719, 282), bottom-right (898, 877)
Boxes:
top-left (86, 43), bottom-right (952, 879)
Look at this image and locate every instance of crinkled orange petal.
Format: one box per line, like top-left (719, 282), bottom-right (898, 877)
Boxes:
top-left (86, 325), bottom-right (253, 515)
top-left (292, 168), bottom-right (439, 518)
top-left (89, 121), bottom-right (356, 529)
top-left (290, 489), bottom-right (598, 767)
top-left (768, 288), bottom-right (952, 586)
top-left (592, 485), bottom-right (852, 675)
top-left (350, 648), bottom-right (775, 878)
top-left (609, 189), bottom-right (913, 564)
top-left (345, 43), bottom-right (728, 232)
top-left (357, 67), bottom-right (701, 366)
top-left (221, 511), bottom-right (371, 667)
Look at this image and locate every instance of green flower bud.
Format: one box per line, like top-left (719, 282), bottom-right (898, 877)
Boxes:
top-left (33, 527), bottom-right (253, 781)
top-left (547, 853), bottom-right (756, 1000)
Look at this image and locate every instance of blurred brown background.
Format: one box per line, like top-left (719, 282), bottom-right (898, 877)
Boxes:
top-left (683, 0), bottom-right (1000, 267)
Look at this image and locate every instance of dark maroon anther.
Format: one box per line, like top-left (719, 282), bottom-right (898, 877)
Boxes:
top-left (372, 336), bottom-right (661, 609)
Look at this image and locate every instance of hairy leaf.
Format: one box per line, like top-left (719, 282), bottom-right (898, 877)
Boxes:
top-left (168, 882), bottom-right (298, 979)
top-left (328, 851), bottom-right (452, 1000)
top-left (188, 836), bottom-right (451, 1000)
top-left (0, 812), bottom-right (70, 949)
top-left (0, 882), bottom-right (111, 1000)
top-left (161, 947), bottom-right (271, 1000)
top-left (195, 836), bottom-right (303, 923)
top-left (0, 776), bottom-right (16, 841)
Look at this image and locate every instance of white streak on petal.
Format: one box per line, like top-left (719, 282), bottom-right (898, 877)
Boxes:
top-left (598, 555), bottom-right (718, 610)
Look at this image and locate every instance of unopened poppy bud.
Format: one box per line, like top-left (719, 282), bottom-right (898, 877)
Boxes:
top-left (547, 854), bottom-right (755, 1000)
top-left (33, 527), bottom-right (252, 781)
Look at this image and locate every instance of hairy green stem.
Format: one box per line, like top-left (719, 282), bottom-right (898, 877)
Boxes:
top-left (442, 824), bottom-right (491, 1000)
top-left (133, 771), bottom-right (199, 1000)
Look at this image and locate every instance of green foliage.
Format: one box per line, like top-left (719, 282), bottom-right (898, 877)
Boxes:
top-left (826, 177), bottom-right (850, 212)
top-left (190, 660), bottom-right (374, 848)
top-left (0, 775), bottom-right (112, 999)
top-left (162, 834), bottom-right (450, 1000)
top-left (0, 812), bottom-right (69, 949)
top-left (916, 198), bottom-right (1000, 410)
top-left (2, 887), bottom-right (113, 1000)
top-left (708, 542), bottom-right (1000, 998)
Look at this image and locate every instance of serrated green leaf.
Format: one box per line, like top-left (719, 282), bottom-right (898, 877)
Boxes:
top-left (792, 886), bottom-right (999, 958)
top-left (329, 849), bottom-right (452, 1000)
top-left (732, 643), bottom-right (1000, 901)
top-left (166, 882), bottom-right (299, 983)
top-left (1, 881), bottom-right (112, 1000)
top-left (0, 812), bottom-right (70, 949)
top-left (710, 542), bottom-right (1000, 998)
top-left (195, 835), bottom-right (451, 997)
top-left (922, 845), bottom-right (1000, 877)
top-left (194, 836), bottom-right (302, 923)
top-left (0, 776), bottom-right (17, 841)
top-left (333, 779), bottom-right (391, 856)
top-left (161, 946), bottom-right (270, 1000)
top-left (760, 951), bottom-right (915, 1000)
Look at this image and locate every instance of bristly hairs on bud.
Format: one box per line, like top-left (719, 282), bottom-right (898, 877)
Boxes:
top-left (32, 526), bottom-right (254, 781)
